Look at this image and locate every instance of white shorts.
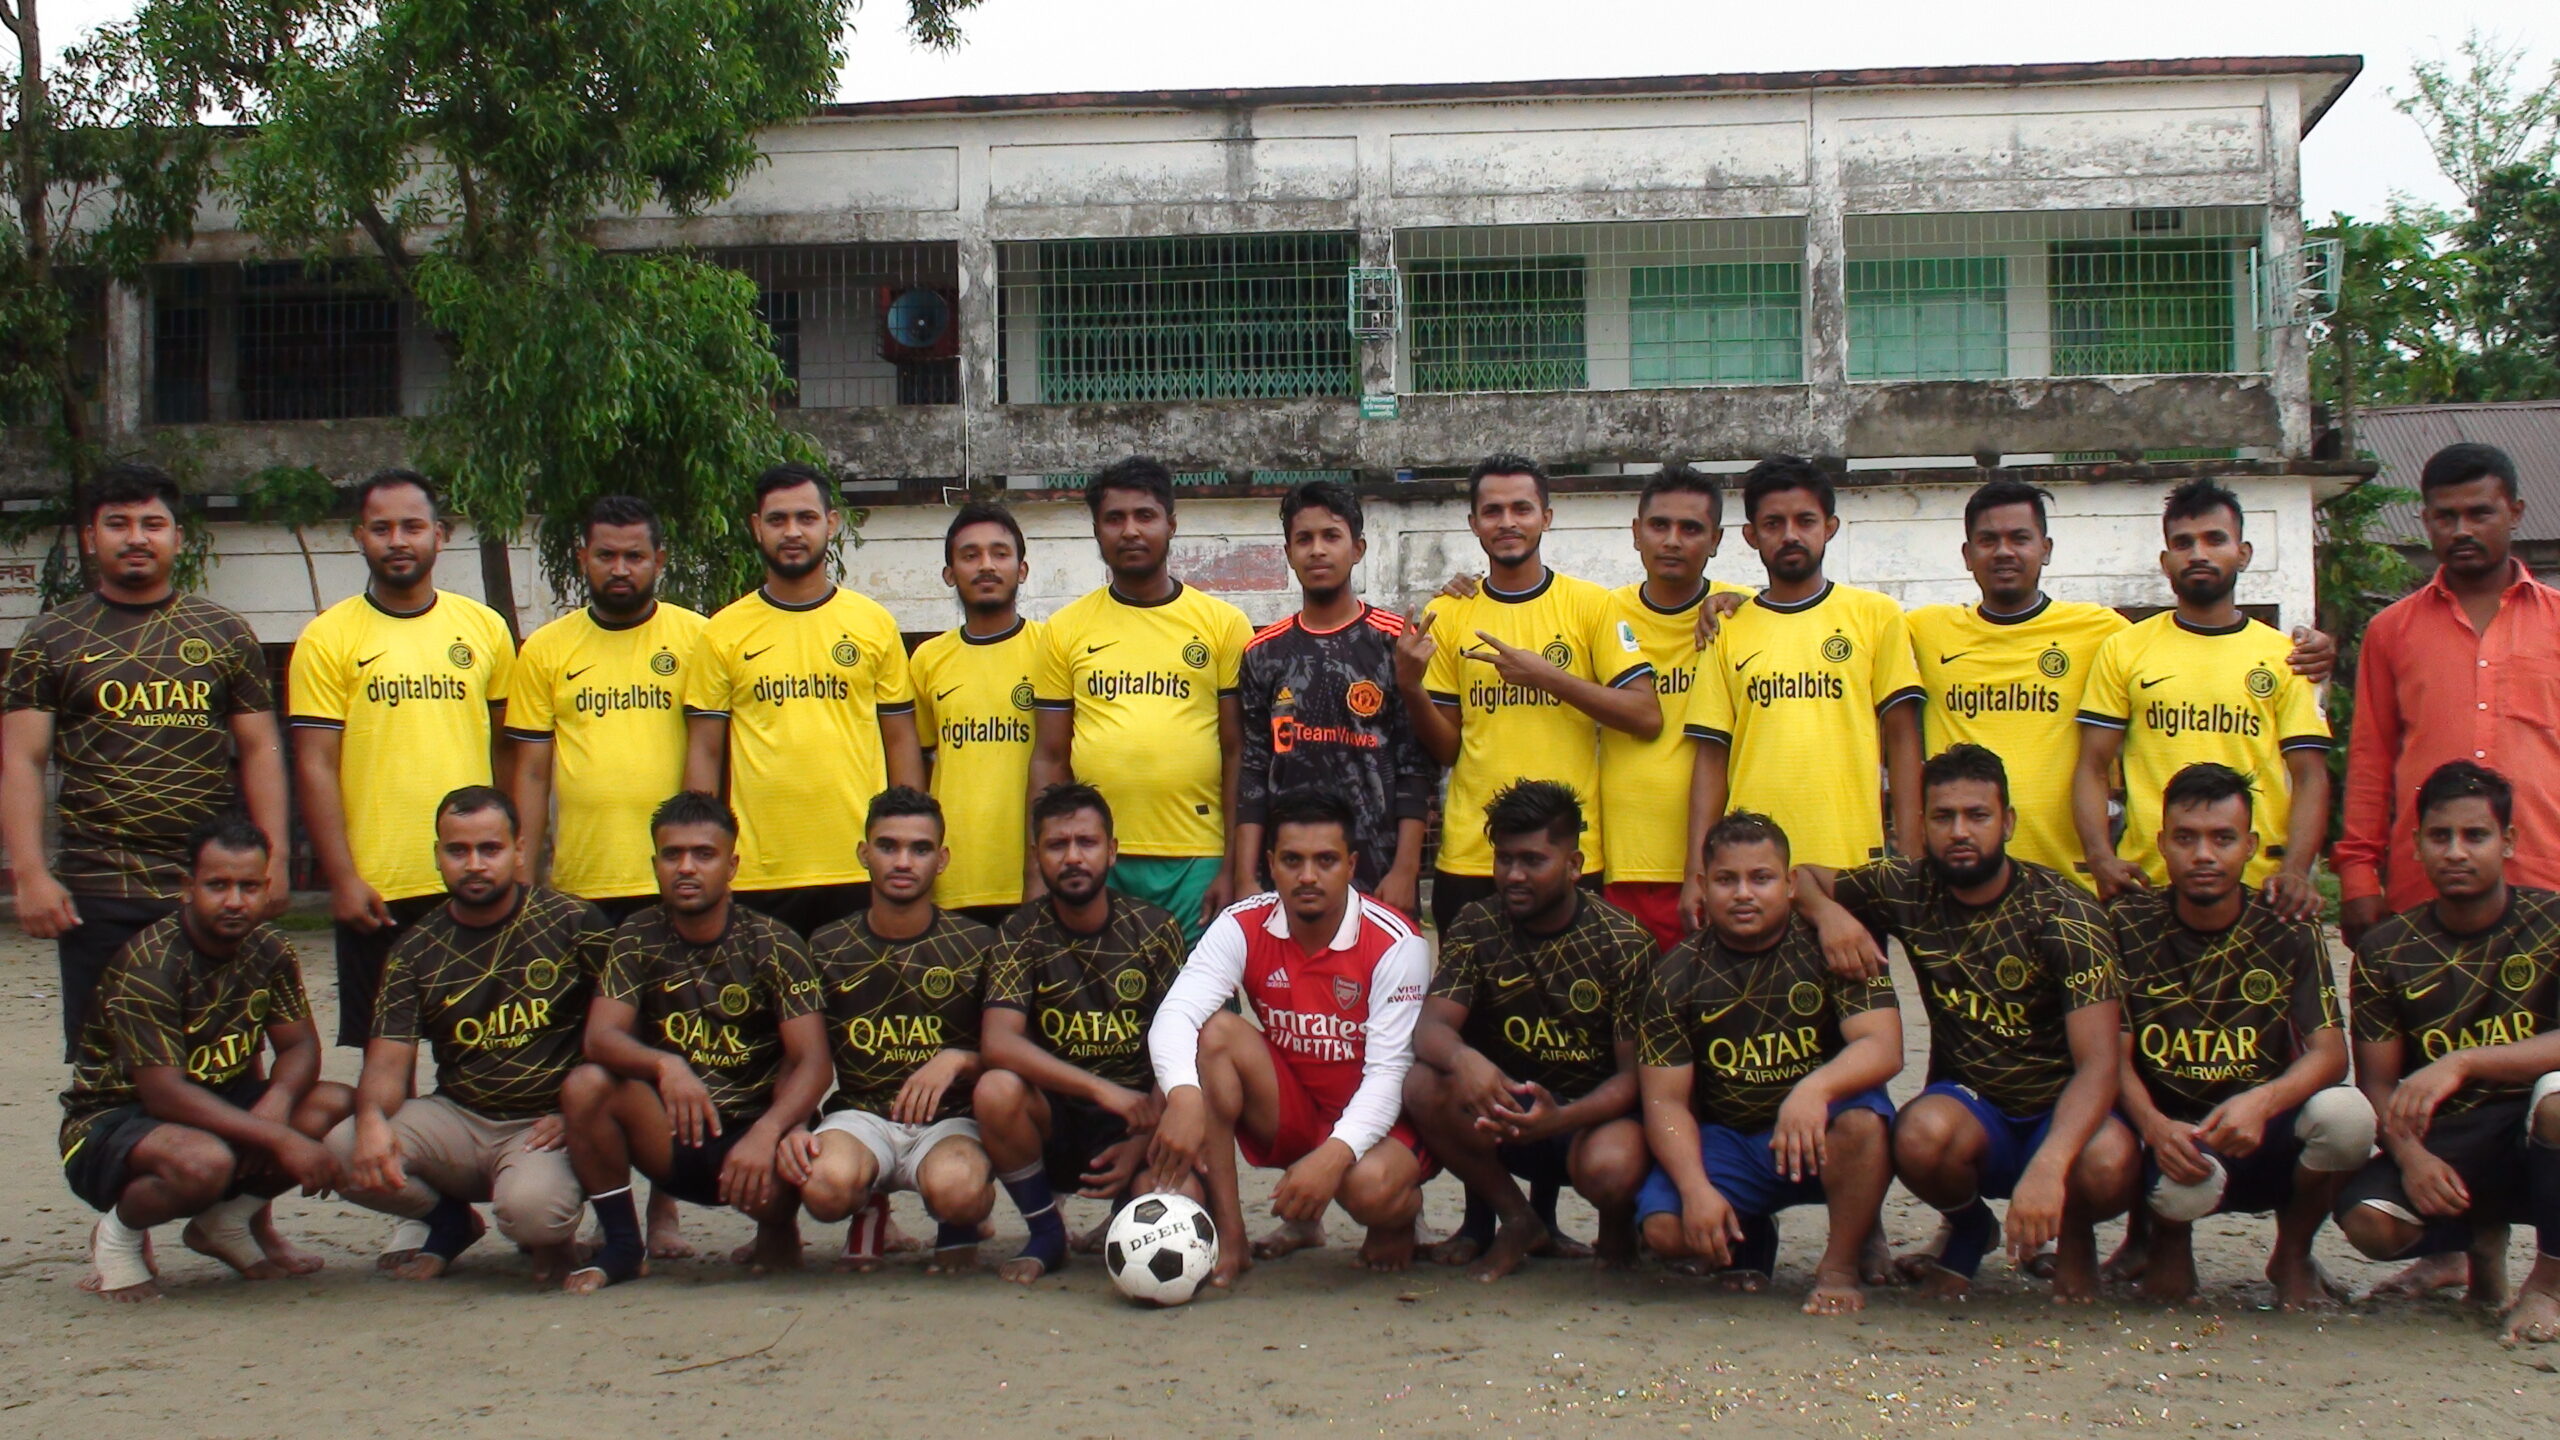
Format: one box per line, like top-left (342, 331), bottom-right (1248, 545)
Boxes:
top-left (812, 1110), bottom-right (982, 1194)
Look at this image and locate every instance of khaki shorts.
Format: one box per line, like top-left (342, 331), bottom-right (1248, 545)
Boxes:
top-left (325, 1094), bottom-right (582, 1248)
top-left (812, 1110), bottom-right (981, 1195)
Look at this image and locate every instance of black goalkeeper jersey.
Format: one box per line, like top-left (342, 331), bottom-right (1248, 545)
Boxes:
top-left (1237, 605), bottom-right (1436, 892)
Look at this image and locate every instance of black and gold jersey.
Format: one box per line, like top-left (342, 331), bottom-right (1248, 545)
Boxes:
top-left (1637, 916), bottom-right (1896, 1132)
top-left (3, 592), bottom-right (273, 900)
top-left (373, 886), bottom-right (613, 1120)
top-left (2110, 888), bottom-right (2338, 1122)
top-left (808, 909), bottom-right (994, 1119)
top-left (600, 904), bottom-right (822, 1117)
top-left (2351, 888), bottom-right (2560, 1113)
top-left (60, 916), bottom-right (309, 1132)
top-left (1429, 893), bottom-right (1654, 1103)
top-left (1833, 856), bottom-right (2121, 1115)
top-left (982, 896), bottom-right (1186, 1091)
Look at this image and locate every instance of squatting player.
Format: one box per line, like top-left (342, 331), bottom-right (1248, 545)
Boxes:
top-left (975, 783), bottom-right (1187, 1282)
top-left (1405, 781), bottom-right (1656, 1281)
top-left (910, 502), bottom-right (1044, 926)
top-left (1636, 811), bottom-right (1902, 1314)
top-left (561, 791), bottom-right (830, 1289)
top-left (1148, 790), bottom-right (1432, 1283)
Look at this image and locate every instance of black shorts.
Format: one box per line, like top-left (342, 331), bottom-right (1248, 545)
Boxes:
top-left (61, 1077), bottom-right (269, 1213)
top-left (2339, 1097), bottom-right (2530, 1233)
top-left (737, 884), bottom-right (870, 939)
top-left (1430, 870), bottom-right (1603, 935)
top-left (335, 894), bottom-right (446, 1048)
top-left (1042, 1091), bottom-right (1132, 1194)
top-left (55, 895), bottom-right (181, 1060)
top-left (658, 1122), bottom-right (752, 1208)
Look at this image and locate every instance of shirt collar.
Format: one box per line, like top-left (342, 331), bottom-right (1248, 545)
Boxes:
top-left (2431, 558), bottom-right (2548, 599)
top-left (1259, 896), bottom-right (1363, 950)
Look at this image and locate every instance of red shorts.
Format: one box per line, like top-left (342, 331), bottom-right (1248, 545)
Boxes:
top-left (1239, 1031), bottom-right (1429, 1172)
top-left (1604, 881), bottom-right (1687, 952)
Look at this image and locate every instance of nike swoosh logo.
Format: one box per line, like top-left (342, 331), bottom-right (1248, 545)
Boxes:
top-left (935, 686), bottom-right (963, 702)
top-left (2404, 980), bottom-right (2441, 1000)
top-left (1938, 652), bottom-right (1973, 665)
top-left (566, 666), bottom-right (594, 681)
top-left (1733, 651), bottom-right (1762, 672)
top-left (2138, 676), bottom-right (2172, 690)
top-left (2143, 983), bottom-right (2181, 998)
top-left (1085, 643), bottom-right (1117, 655)
top-left (77, 650), bottom-right (120, 664)
top-left (1036, 979), bottom-right (1072, 995)
top-left (742, 646), bottom-right (773, 662)
top-left (356, 652), bottom-right (386, 669)
top-left (661, 978), bottom-right (689, 993)
top-left (1494, 974), bottom-right (1535, 990)
top-left (1694, 1001), bottom-right (1744, 1025)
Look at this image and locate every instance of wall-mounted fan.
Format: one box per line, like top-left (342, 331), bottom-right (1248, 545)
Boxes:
top-left (877, 285), bottom-right (959, 361)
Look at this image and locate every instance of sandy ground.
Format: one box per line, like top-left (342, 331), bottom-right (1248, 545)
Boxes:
top-left (1, 924), bottom-right (2555, 1439)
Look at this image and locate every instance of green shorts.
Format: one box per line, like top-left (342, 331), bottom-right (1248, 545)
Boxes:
top-left (1108, 854), bottom-right (1221, 950)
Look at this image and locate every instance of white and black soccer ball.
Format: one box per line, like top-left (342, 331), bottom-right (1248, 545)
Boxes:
top-left (1104, 1192), bottom-right (1219, 1306)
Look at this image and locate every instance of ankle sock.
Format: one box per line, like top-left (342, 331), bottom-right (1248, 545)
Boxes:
top-left (421, 1195), bottom-right (482, 1262)
top-left (586, 1185), bottom-right (645, 1281)
top-left (1000, 1162), bottom-right (1067, 1274)
top-left (1936, 1198), bottom-right (1997, 1279)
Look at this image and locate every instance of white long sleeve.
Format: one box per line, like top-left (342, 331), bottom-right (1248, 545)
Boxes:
top-left (1326, 933), bottom-right (1431, 1159)
top-left (1148, 908), bottom-right (1250, 1096)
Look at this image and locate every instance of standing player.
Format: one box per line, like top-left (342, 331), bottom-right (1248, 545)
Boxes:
top-left (1396, 453), bottom-right (1659, 934)
top-left (58, 816), bottom-right (351, 1300)
top-left (2073, 478), bottom-right (2331, 919)
top-left (2336, 762), bottom-right (2560, 1345)
top-left (1682, 456), bottom-right (1922, 924)
top-left (2110, 763), bottom-right (2370, 1309)
top-left (290, 469), bottom-right (516, 1053)
top-left (328, 788), bottom-right (612, 1283)
top-left (1148, 790), bottom-right (1433, 1284)
top-left (1028, 456), bottom-right (1250, 946)
top-left (1404, 781), bottom-right (1656, 1281)
top-left (1798, 745), bottom-right (2136, 1300)
top-left (684, 462), bottom-right (922, 937)
top-left (973, 783), bottom-right (1187, 1283)
top-left (1636, 811), bottom-right (1902, 1314)
top-left (1233, 480), bottom-right (1432, 918)
top-left (910, 502), bottom-right (1044, 926)
top-left (559, 791), bottom-right (831, 1290)
top-left (783, 787), bottom-right (999, 1274)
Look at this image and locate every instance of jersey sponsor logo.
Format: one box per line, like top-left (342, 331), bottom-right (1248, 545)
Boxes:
top-left (450, 997), bottom-right (558, 1051)
top-left (1088, 669), bottom-right (1194, 702)
top-left (651, 650), bottom-right (679, 677)
top-left (187, 1027), bottom-right (261, 1084)
top-left (831, 640), bottom-right (861, 669)
top-left (1499, 1013), bottom-right (1603, 1063)
top-left (2418, 1008), bottom-right (2538, 1060)
top-left (1927, 978), bottom-right (2031, 1037)
top-left (1332, 975), bottom-right (1362, 1010)
top-left (1467, 676), bottom-right (1564, 712)
top-left (842, 1012), bottom-right (946, 1056)
top-left (246, 988), bottom-right (272, 1021)
top-left (1705, 1025), bottom-right (1823, 1082)
top-left (1567, 978), bottom-right (1603, 1014)
top-left (1940, 681), bottom-right (2061, 720)
top-left (449, 642), bottom-right (477, 669)
top-left (940, 714), bottom-right (1032, 750)
top-left (89, 676), bottom-right (216, 727)
top-left (1994, 955), bottom-right (2032, 991)
top-left (718, 982), bottom-right (753, 1017)
top-left (1181, 641), bottom-right (1211, 670)
top-left (1112, 967), bottom-right (1149, 1003)
top-left (2141, 700), bottom-right (2263, 739)
top-left (921, 966), bottom-right (956, 1000)
top-left (365, 672), bottom-right (472, 707)
top-left (1658, 665), bottom-right (1695, 696)
top-left (1010, 682), bottom-right (1036, 711)
top-left (1345, 680), bottom-right (1385, 718)
top-left (2238, 969), bottom-right (2281, 1006)
top-left (1037, 1005), bottom-right (1143, 1057)
top-left (2136, 1022), bottom-right (2266, 1079)
top-left (2039, 647), bottom-right (2071, 679)
top-left (1787, 980), bottom-right (1823, 1016)
top-left (660, 1008), bottom-right (754, 1064)
top-left (1265, 1006), bottom-right (1362, 1061)
top-left (1541, 640), bottom-right (1574, 669)
top-left (1821, 634), bottom-right (1853, 664)
top-left (526, 958), bottom-right (561, 992)
top-left (751, 672), bottom-right (852, 706)
top-left (2245, 666), bottom-right (2277, 699)
top-left (179, 638), bottom-right (216, 667)
top-left (1273, 716), bottom-right (1383, 754)
top-left (2502, 954), bottom-right (2540, 992)
top-left (1263, 967), bottom-right (1292, 990)
top-left (1745, 671), bottom-right (1844, 708)
top-left (573, 682), bottom-right (677, 716)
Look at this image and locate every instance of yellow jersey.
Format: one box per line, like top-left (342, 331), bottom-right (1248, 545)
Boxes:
top-left (1032, 583), bottom-right (1250, 859)
top-left (1600, 579), bottom-right (1754, 884)
top-left (1907, 597), bottom-right (2130, 886)
top-left (684, 586), bottom-right (914, 890)
top-left (911, 618), bottom-right (1045, 909)
top-left (2077, 612), bottom-right (2331, 887)
top-left (287, 591), bottom-right (516, 902)
top-left (1422, 569), bottom-right (1650, 877)
top-left (1683, 582), bottom-right (1922, 871)
top-left (505, 601), bottom-right (708, 901)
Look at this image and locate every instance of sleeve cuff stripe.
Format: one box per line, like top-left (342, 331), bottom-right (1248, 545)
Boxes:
top-left (1605, 663), bottom-right (1656, 690)
top-left (1683, 724), bottom-right (1732, 744)
top-left (501, 727), bottom-right (554, 742)
top-left (2280, 735), bottom-right (2335, 752)
top-left (2074, 711), bottom-right (2128, 730)
top-left (1032, 699), bottom-right (1073, 712)
top-left (1426, 690), bottom-right (1460, 707)
top-left (877, 702), bottom-right (917, 716)
top-left (1876, 686), bottom-right (1924, 712)
top-left (684, 707), bottom-right (731, 719)
top-left (286, 716), bottom-right (346, 730)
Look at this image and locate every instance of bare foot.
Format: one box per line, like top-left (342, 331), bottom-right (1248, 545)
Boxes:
top-left (388, 1251), bottom-right (455, 1281)
top-left (2269, 1253), bottom-right (2343, 1312)
top-left (2050, 1254), bottom-right (2101, 1304)
top-left (251, 1206), bottom-right (325, 1276)
top-left (563, 1256), bottom-right (648, 1294)
top-left (2024, 1243), bottom-right (2061, 1281)
top-left (2102, 1233), bottom-right (2151, 1284)
top-left (1541, 1230), bottom-right (1595, 1261)
top-left (2367, 1250), bottom-right (2467, 1300)
top-left (100, 1276), bottom-right (163, 1302)
top-left (527, 1243), bottom-right (579, 1285)
top-left (1253, 1218), bottom-right (1327, 1261)
top-left (1912, 1264), bottom-right (1972, 1300)
top-left (1893, 1216), bottom-right (1956, 1283)
top-left (923, 1244), bottom-right (979, 1277)
top-left (1712, 1267), bottom-right (1771, 1294)
top-left (2501, 1289), bottom-right (2560, 1345)
top-left (379, 1216), bottom-right (430, 1272)
top-left (1356, 1224), bottom-right (1418, 1272)
top-left (742, 1227), bottom-right (803, 1275)
top-left (1428, 1233), bottom-right (1487, 1267)
top-left (2136, 1252), bottom-right (2197, 1305)
top-left (1466, 1216), bottom-right (1549, 1283)
top-left (2467, 1230), bottom-right (2513, 1313)
top-left (1803, 1265), bottom-right (1867, 1315)
top-left (997, 1255), bottom-right (1057, 1285)
top-left (1207, 1245), bottom-right (1252, 1290)
top-left (1858, 1229), bottom-right (1896, 1287)
top-left (646, 1191), bottom-right (694, 1261)
top-left (1593, 1213), bottom-right (1638, 1271)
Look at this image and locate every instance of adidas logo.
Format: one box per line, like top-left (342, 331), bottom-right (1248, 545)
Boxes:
top-left (1263, 967), bottom-right (1292, 989)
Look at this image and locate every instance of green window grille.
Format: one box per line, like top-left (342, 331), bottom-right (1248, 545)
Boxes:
top-left (1033, 234), bottom-right (1357, 403)
top-left (1039, 469), bottom-right (1359, 489)
top-left (1407, 256), bottom-right (1587, 393)
top-left (1847, 257), bottom-right (2009, 381)
top-left (1628, 263), bottom-right (1803, 385)
top-left (2050, 237), bottom-right (2240, 375)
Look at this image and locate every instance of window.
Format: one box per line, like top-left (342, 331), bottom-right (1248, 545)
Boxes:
top-left (2050, 238), bottom-right (2239, 375)
top-left (1629, 263), bottom-right (1802, 386)
top-left (152, 270), bottom-right (211, 424)
top-left (1848, 257), bottom-right (2008, 381)
top-left (235, 264), bottom-right (400, 421)
top-left (757, 290), bottom-right (801, 408)
top-left (1407, 256), bottom-right (1587, 393)
top-left (1031, 234), bottom-right (1356, 403)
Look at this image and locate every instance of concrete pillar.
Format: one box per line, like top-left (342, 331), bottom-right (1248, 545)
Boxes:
top-left (102, 280), bottom-right (145, 437)
top-left (1353, 117), bottom-right (1399, 483)
top-left (1802, 94), bottom-right (1850, 464)
top-left (955, 141), bottom-right (1000, 487)
top-left (2264, 83), bottom-right (2311, 459)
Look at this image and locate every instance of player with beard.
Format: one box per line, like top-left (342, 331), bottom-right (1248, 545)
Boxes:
top-left (2074, 479), bottom-right (2332, 920)
top-left (559, 791), bottom-right (830, 1291)
top-left (328, 788), bottom-right (612, 1283)
top-left (911, 503), bottom-right (1045, 927)
top-left (684, 463), bottom-right (921, 938)
top-left (1799, 744), bottom-right (2135, 1300)
top-left (2110, 763), bottom-right (2370, 1308)
top-left (1029, 457), bottom-right (1251, 948)
top-left (974, 783), bottom-right (1186, 1283)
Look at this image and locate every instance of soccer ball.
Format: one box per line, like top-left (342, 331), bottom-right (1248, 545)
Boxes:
top-left (1104, 1192), bottom-right (1219, 1306)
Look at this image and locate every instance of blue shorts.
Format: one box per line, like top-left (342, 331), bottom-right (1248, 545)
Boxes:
top-left (1635, 1089), bottom-right (1895, 1224)
top-left (2143, 1104), bottom-right (2305, 1217)
top-left (1497, 1131), bottom-right (1576, 1189)
top-left (1915, 1081), bottom-right (2053, 1201)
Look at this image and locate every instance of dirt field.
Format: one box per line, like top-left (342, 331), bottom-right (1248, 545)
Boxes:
top-left (0, 925), bottom-right (2553, 1439)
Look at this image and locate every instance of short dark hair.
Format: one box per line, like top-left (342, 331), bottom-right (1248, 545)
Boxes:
top-left (436, 784), bottom-right (520, 836)
top-left (184, 812), bottom-right (272, 870)
top-left (944, 500), bottom-right (1027, 566)
top-left (752, 461), bottom-right (835, 510)
top-left (1279, 480), bottom-right (1364, 541)
top-left (866, 785), bottom-right (943, 834)
top-left (1740, 455), bottom-right (1834, 521)
top-left (1963, 479), bottom-right (2052, 536)
top-left (1087, 455), bottom-right (1176, 519)
top-left (2419, 442), bottom-right (2520, 502)
top-left (2162, 477), bottom-right (2243, 538)
top-left (353, 468), bottom-right (440, 522)
top-left (583, 494), bottom-right (664, 548)
top-left (1030, 781), bottom-right (1113, 837)
top-left (81, 461), bottom-right (183, 528)
top-left (2161, 762), bottom-right (2255, 820)
top-left (651, 789), bottom-right (739, 839)
top-left (1467, 452), bottom-right (1550, 510)
top-left (2416, 760), bottom-right (2514, 828)
top-left (1639, 461), bottom-right (1723, 528)
top-left (1702, 810), bottom-right (1790, 866)
top-left (1483, 778), bottom-right (1582, 848)
top-left (1921, 742), bottom-right (2010, 809)
top-left (1264, 789), bottom-right (1357, 851)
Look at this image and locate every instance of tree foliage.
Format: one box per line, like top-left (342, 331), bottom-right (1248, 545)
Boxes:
top-left (2394, 30), bottom-right (2560, 218)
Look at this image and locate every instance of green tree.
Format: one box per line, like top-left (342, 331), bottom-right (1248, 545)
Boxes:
top-left (2450, 164), bottom-right (2560, 397)
top-left (2308, 210), bottom-right (2469, 442)
top-left (2394, 30), bottom-right (2559, 220)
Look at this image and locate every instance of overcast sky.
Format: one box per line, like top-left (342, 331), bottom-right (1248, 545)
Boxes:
top-left (31, 0), bottom-right (2557, 219)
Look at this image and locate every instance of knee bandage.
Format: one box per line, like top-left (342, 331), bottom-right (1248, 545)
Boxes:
top-left (2296, 1087), bottom-right (2379, 1173)
top-left (2149, 1158), bottom-right (2227, 1223)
